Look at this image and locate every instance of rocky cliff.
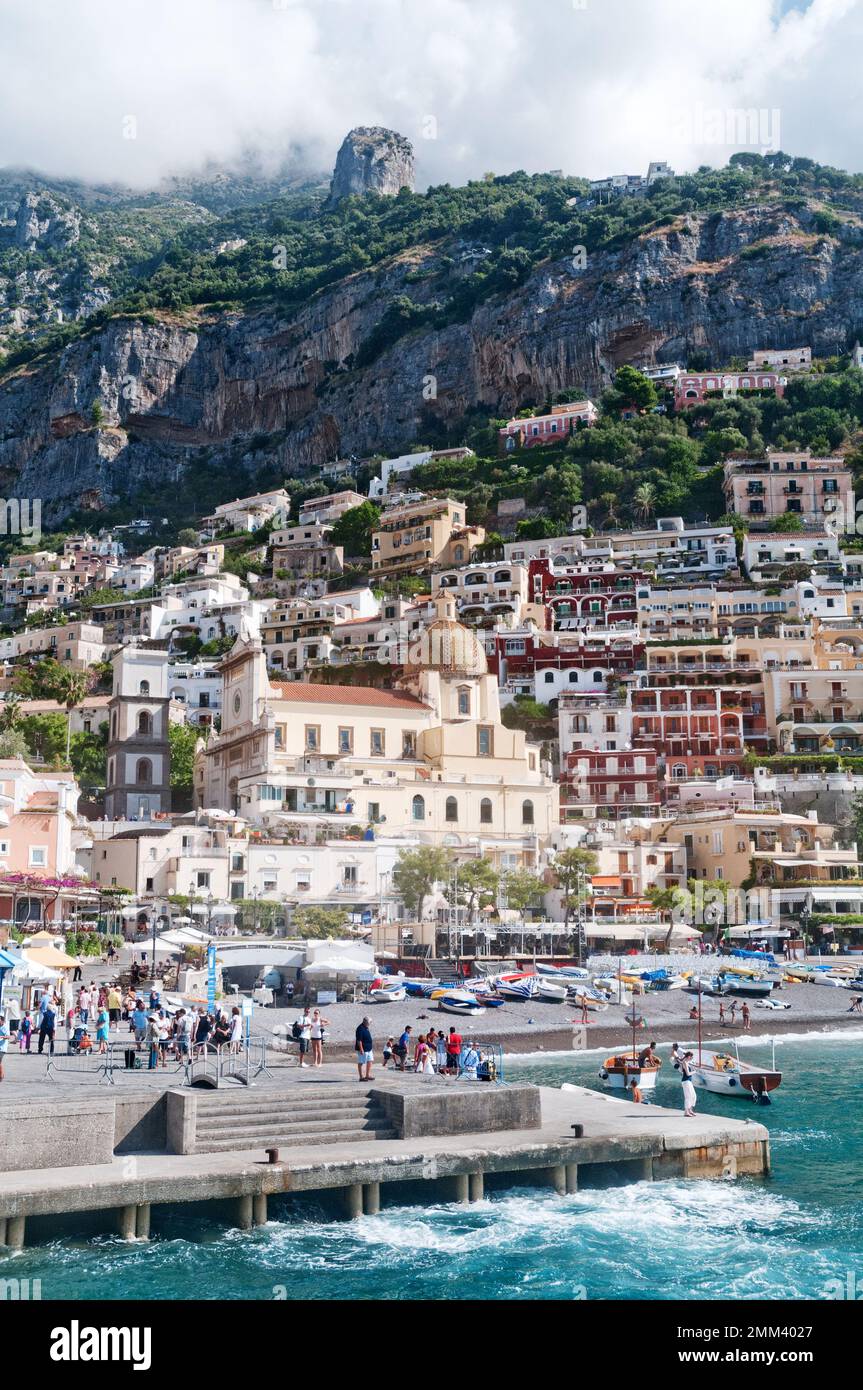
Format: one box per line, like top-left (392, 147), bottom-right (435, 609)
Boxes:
top-left (328, 127), bottom-right (415, 204)
top-left (3, 196), bottom-right (863, 524)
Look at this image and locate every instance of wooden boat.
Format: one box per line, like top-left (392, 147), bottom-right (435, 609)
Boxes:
top-left (535, 978), bottom-right (568, 1003)
top-left (599, 1051), bottom-right (661, 1091)
top-left (436, 990), bottom-right (487, 1017)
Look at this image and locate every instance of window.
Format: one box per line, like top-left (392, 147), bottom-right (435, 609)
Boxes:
top-left (457, 687), bottom-right (471, 716)
top-left (338, 727), bottom-right (353, 754)
top-left (136, 758), bottom-right (152, 786)
top-left (412, 794), bottom-right (425, 821)
top-left (367, 802), bottom-right (380, 821)
top-left (139, 680), bottom-right (150, 695)
top-left (544, 671), bottom-right (555, 684)
top-left (145, 876), bottom-right (154, 892)
top-left (137, 710), bottom-right (152, 736)
top-left (477, 726), bottom-right (493, 758)
top-left (480, 797), bottom-right (493, 824)
top-left (445, 796), bottom-right (458, 822)
top-left (29, 846), bottom-right (47, 867)
top-left (274, 723), bottom-right (286, 749)
top-left (402, 731), bottom-right (416, 758)
top-left (344, 865), bottom-right (358, 886)
top-left (196, 871), bottom-right (210, 889)
top-left (370, 728), bottom-right (385, 756)
top-left (522, 799), bottom-right (534, 826)
top-left (305, 725), bottom-right (320, 751)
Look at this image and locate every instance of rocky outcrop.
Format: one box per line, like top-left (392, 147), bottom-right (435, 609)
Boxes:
top-left (3, 201), bottom-right (863, 522)
top-left (328, 127), bottom-right (414, 204)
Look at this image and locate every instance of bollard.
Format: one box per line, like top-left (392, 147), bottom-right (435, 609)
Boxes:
top-left (266, 1147), bottom-right (280, 1164)
top-left (571, 1123), bottom-right (584, 1138)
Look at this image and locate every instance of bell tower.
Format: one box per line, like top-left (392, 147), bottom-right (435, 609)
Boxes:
top-left (105, 644), bottom-right (172, 820)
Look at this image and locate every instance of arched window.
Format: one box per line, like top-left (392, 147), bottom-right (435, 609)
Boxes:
top-left (494, 570), bottom-right (511, 584)
top-left (453, 545), bottom-right (465, 563)
top-left (457, 686), bottom-right (471, 716)
top-left (568, 671), bottom-right (578, 683)
top-left (480, 797), bottom-right (493, 824)
top-left (412, 794), bottom-right (425, 822)
top-left (445, 796), bottom-right (458, 823)
top-left (136, 758), bottom-right (152, 786)
top-left (139, 680), bottom-right (150, 695)
top-left (522, 799), bottom-right (534, 826)
top-left (592, 670), bottom-right (605, 683)
top-left (544, 671), bottom-right (555, 684)
top-left (137, 710), bottom-right (152, 736)
top-left (107, 758), bottom-right (115, 785)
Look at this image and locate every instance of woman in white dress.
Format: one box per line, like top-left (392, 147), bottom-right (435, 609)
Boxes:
top-left (229, 1007), bottom-right (243, 1054)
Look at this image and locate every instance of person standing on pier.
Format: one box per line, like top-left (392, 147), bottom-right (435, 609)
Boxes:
top-left (38, 998), bottom-right (56, 1055)
top-left (310, 1009), bottom-right (328, 1067)
top-left (355, 1016), bottom-right (374, 1082)
top-left (446, 1026), bottom-right (463, 1075)
top-left (680, 1051), bottom-right (697, 1117)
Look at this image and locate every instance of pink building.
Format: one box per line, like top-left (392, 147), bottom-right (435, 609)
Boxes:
top-left (675, 372), bottom-right (785, 405)
top-left (0, 759), bottom-right (88, 924)
top-left (499, 400), bottom-right (598, 451)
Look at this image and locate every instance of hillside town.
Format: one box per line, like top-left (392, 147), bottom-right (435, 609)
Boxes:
top-left (0, 348), bottom-right (862, 983)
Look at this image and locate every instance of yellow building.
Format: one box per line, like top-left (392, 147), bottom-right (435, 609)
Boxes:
top-left (371, 495), bottom-right (484, 578)
top-left (196, 597), bottom-right (555, 865)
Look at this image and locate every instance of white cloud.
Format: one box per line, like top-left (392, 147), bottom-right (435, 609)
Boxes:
top-left (0, 0), bottom-right (861, 189)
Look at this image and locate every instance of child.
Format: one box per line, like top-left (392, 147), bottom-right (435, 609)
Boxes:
top-left (629, 1078), bottom-right (643, 1104)
top-left (382, 1037), bottom-right (394, 1068)
top-left (18, 1010), bottom-right (32, 1053)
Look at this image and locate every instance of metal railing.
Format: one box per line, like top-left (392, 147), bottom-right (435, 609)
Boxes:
top-left (182, 1037), bottom-right (272, 1088)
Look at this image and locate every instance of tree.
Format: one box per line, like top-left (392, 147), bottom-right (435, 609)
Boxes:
top-left (330, 501), bottom-right (380, 557)
top-left (767, 512), bottom-right (804, 533)
top-left (606, 365), bottom-right (658, 414)
top-left (502, 869), bottom-right (545, 936)
top-left (551, 847), bottom-right (599, 933)
top-left (291, 906), bottom-right (350, 938)
top-left (446, 858), bottom-right (499, 926)
top-left (70, 725), bottom-right (109, 787)
top-left (646, 886), bottom-right (681, 953)
top-left (30, 665), bottom-right (91, 761)
top-left (0, 696), bottom-right (21, 733)
top-left (632, 481), bottom-right (657, 523)
top-left (392, 846), bottom-right (451, 922)
top-left (169, 722), bottom-right (199, 789)
top-left (90, 400), bottom-right (104, 426)
top-left (177, 528), bottom-right (200, 548)
top-left (0, 729), bottom-right (29, 759)
top-left (19, 713), bottom-right (69, 764)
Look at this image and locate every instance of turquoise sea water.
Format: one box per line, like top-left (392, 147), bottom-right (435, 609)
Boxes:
top-left (3, 1033), bottom-right (862, 1300)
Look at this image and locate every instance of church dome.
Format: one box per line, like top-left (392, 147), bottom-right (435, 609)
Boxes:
top-left (405, 593), bottom-right (488, 677)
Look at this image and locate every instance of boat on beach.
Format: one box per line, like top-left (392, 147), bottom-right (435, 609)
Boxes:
top-left (535, 978), bottom-right (568, 1002)
top-left (436, 989), bottom-right (487, 1016)
top-left (368, 984), bottom-right (406, 1003)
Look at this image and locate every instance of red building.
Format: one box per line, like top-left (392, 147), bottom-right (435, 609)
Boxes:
top-left (630, 683), bottom-right (768, 779)
top-left (560, 747), bottom-right (661, 821)
top-left (529, 559), bottom-right (645, 630)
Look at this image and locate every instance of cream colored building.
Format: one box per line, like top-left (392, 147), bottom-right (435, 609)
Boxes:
top-left (723, 452), bottom-right (851, 525)
top-left (195, 597), bottom-right (556, 865)
top-left (371, 494), bottom-right (484, 578)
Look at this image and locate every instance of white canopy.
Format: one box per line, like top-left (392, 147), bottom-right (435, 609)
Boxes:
top-left (302, 957), bottom-right (375, 978)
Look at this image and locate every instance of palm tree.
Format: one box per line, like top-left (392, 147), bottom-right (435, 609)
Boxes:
top-left (633, 482), bottom-right (657, 524)
top-left (49, 669), bottom-right (90, 762)
top-left (0, 695), bottom-right (21, 733)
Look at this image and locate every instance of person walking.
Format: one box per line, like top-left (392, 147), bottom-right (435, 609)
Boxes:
top-left (718, 1002), bottom-right (726, 1027)
top-left (131, 1000), bottom-right (148, 1052)
top-left (728, 1000), bottom-right (738, 1027)
top-left (146, 1014), bottom-right (160, 1071)
top-left (382, 1037), bottom-right (395, 1069)
top-left (0, 1013), bottom-right (7, 1081)
top-left (395, 1025), bottom-right (412, 1071)
top-left (107, 984), bottom-right (122, 1027)
top-left (72, 959), bottom-right (83, 983)
top-left (38, 998), bottom-right (56, 1055)
top-left (18, 1009), bottom-right (32, 1053)
top-left (741, 1001), bottom-right (751, 1031)
top-left (413, 1033), bottom-right (430, 1072)
top-left (78, 986), bottom-right (91, 1025)
top-left (310, 1009), bottom-right (328, 1067)
top-left (680, 1050), bottom-right (698, 1117)
top-left (355, 1016), bottom-right (374, 1082)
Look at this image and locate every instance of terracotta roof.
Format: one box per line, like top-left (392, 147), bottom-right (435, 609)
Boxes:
top-left (26, 791), bottom-right (58, 808)
top-left (271, 680), bottom-right (430, 711)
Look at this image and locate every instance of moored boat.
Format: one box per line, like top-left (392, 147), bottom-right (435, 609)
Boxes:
top-left (690, 1049), bottom-right (782, 1098)
top-left (598, 1051), bottom-right (662, 1091)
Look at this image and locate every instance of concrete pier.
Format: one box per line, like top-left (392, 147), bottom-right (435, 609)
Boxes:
top-left (0, 1081), bottom-right (770, 1246)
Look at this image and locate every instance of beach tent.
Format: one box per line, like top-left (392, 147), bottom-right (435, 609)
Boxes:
top-left (302, 956), bottom-right (374, 979)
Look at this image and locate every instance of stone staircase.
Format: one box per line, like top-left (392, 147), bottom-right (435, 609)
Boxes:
top-left (192, 1085), bottom-right (398, 1154)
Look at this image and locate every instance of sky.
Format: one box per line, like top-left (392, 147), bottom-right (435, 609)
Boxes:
top-left (0, 0), bottom-right (861, 189)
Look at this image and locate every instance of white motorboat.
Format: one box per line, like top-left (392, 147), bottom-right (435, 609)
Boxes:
top-left (437, 989), bottom-right (487, 1016)
top-left (494, 976), bottom-right (538, 1001)
top-left (535, 979), bottom-right (568, 1003)
top-left (369, 984), bottom-right (406, 1003)
top-left (718, 974), bottom-right (774, 999)
top-left (690, 1049), bottom-right (781, 1098)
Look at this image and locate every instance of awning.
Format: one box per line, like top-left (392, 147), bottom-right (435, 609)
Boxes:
top-left (22, 945), bottom-right (79, 969)
top-left (591, 875), bottom-right (622, 888)
top-left (584, 925), bottom-right (643, 940)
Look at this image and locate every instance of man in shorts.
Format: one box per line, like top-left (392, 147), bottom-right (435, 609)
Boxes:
top-left (355, 1016), bottom-right (375, 1081)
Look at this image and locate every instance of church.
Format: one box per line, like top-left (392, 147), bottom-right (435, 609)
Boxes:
top-left (195, 595), bottom-right (556, 866)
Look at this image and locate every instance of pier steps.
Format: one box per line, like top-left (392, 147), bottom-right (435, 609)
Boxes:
top-left (191, 1085), bottom-right (397, 1153)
